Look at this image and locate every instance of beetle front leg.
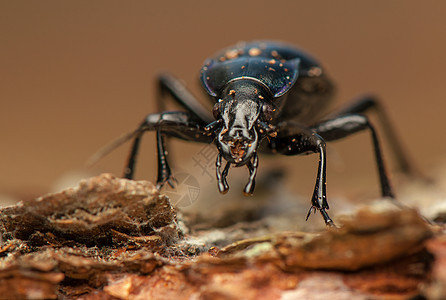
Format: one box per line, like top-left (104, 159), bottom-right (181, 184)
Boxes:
top-left (312, 113), bottom-right (394, 199)
top-left (325, 95), bottom-right (417, 177)
top-left (124, 121), bottom-right (176, 188)
top-left (306, 135), bottom-right (333, 225)
top-left (123, 111), bottom-right (212, 188)
top-left (272, 132), bottom-right (334, 226)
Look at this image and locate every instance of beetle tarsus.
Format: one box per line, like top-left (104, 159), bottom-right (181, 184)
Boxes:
top-left (306, 205), bottom-right (336, 227)
top-left (320, 209), bottom-right (335, 227)
top-left (156, 173), bottom-right (177, 190)
top-left (305, 206), bottom-right (316, 221)
top-left (166, 176), bottom-right (177, 189)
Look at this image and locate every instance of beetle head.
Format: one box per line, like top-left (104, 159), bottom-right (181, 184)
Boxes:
top-left (211, 80), bottom-right (276, 165)
top-left (205, 79), bottom-right (277, 195)
top-left (214, 96), bottom-right (259, 164)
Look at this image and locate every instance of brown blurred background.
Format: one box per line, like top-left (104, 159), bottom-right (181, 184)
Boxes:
top-left (1, 1), bottom-right (445, 204)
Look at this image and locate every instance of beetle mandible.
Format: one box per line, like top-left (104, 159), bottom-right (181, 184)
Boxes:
top-left (118, 41), bottom-right (416, 226)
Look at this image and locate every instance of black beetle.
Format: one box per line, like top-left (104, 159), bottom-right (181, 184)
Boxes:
top-left (107, 41), bottom-right (416, 226)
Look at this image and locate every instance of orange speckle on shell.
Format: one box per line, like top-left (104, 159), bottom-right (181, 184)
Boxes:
top-left (225, 49), bottom-right (240, 60)
top-left (249, 47), bottom-right (261, 56)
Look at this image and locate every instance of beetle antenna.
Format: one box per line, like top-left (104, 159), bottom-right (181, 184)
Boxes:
top-left (85, 128), bottom-right (142, 168)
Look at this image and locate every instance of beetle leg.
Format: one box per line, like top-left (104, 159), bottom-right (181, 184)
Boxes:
top-left (155, 128), bottom-right (176, 189)
top-left (325, 95), bottom-right (419, 177)
top-left (124, 123), bottom-right (175, 188)
top-left (312, 113), bottom-right (394, 198)
top-left (306, 134), bottom-right (333, 226)
top-left (243, 153), bottom-right (259, 196)
top-left (216, 153), bottom-right (230, 194)
top-left (122, 73), bottom-right (216, 187)
top-left (157, 73), bottom-right (213, 124)
top-left (123, 127), bottom-right (144, 180)
top-left (270, 131), bottom-right (334, 226)
top-left (123, 111), bottom-right (213, 189)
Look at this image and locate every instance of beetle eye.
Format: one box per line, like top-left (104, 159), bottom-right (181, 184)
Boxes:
top-left (213, 103), bottom-right (221, 119)
top-left (262, 104), bottom-right (275, 120)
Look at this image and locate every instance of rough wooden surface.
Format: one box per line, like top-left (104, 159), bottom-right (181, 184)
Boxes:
top-left (0, 174), bottom-right (444, 299)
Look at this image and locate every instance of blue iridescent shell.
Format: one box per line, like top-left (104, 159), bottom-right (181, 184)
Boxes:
top-left (200, 41), bottom-right (321, 98)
